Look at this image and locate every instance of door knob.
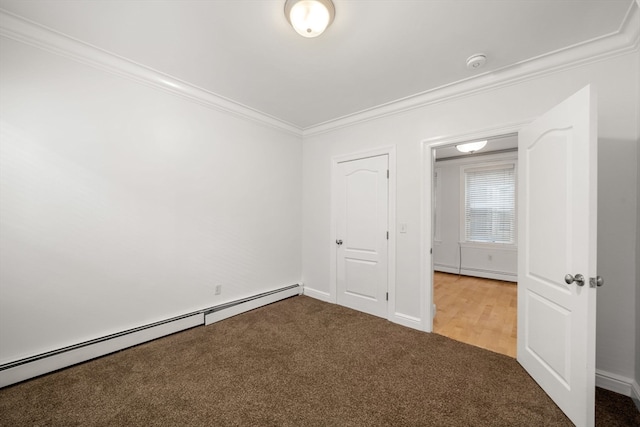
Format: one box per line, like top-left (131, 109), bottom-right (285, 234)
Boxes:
top-left (589, 276), bottom-right (604, 288)
top-left (336, 239), bottom-right (343, 246)
top-left (564, 273), bottom-right (585, 286)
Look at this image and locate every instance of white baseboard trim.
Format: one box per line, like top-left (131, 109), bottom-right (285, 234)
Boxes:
top-left (390, 312), bottom-right (423, 331)
top-left (0, 313), bottom-right (203, 388)
top-left (1, 284), bottom-right (300, 388)
top-left (595, 369), bottom-right (636, 397)
top-left (303, 288), bottom-right (423, 332)
top-left (204, 285), bottom-right (301, 325)
top-left (302, 286), bottom-right (332, 303)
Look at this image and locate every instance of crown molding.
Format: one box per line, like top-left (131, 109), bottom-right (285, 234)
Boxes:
top-left (303, 1), bottom-right (640, 137)
top-left (2, 4), bottom-right (637, 140)
top-left (0, 9), bottom-right (303, 138)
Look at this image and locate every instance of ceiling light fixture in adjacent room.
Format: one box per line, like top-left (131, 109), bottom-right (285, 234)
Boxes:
top-left (285, 0), bottom-right (335, 38)
top-left (456, 140), bottom-right (488, 153)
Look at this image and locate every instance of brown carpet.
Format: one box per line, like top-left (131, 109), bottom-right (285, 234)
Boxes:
top-left (0, 295), bottom-right (638, 426)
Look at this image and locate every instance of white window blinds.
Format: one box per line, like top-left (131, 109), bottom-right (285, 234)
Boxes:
top-left (464, 164), bottom-right (515, 244)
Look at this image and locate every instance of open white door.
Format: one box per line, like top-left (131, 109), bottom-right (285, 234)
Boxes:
top-left (518, 85), bottom-right (598, 427)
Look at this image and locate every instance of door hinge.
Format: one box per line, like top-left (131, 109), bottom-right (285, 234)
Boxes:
top-left (386, 292), bottom-right (389, 301)
top-left (386, 231), bottom-right (389, 240)
top-left (387, 169), bottom-right (389, 179)
top-left (430, 248), bottom-right (433, 255)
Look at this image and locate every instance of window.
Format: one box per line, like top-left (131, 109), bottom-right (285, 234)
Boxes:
top-left (463, 163), bottom-right (516, 244)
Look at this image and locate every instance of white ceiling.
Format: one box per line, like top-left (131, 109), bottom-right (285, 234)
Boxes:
top-left (0, 0), bottom-right (634, 130)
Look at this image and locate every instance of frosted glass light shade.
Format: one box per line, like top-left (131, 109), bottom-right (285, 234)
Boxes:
top-left (456, 140), bottom-right (488, 153)
top-left (285, 0), bottom-right (335, 38)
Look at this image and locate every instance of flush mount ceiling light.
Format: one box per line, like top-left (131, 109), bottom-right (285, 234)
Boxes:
top-left (456, 140), bottom-right (488, 153)
top-left (466, 54), bottom-right (487, 70)
top-left (285, 0), bottom-right (335, 38)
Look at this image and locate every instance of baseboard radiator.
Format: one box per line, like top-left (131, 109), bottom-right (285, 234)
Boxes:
top-left (434, 264), bottom-right (517, 282)
top-left (0, 284), bottom-right (301, 388)
top-left (204, 284), bottom-right (300, 325)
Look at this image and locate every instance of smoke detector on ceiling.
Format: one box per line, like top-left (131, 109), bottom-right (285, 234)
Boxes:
top-left (466, 54), bottom-right (487, 70)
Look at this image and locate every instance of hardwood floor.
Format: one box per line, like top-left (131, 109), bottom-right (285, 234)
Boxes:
top-left (433, 272), bottom-right (517, 358)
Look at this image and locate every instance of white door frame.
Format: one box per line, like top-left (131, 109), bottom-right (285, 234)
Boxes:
top-left (419, 122), bottom-right (528, 332)
top-left (330, 146), bottom-right (396, 321)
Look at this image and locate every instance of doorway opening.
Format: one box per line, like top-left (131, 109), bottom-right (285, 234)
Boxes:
top-left (431, 134), bottom-right (518, 357)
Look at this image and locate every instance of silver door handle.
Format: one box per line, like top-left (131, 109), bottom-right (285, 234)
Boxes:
top-left (336, 239), bottom-right (343, 246)
top-left (564, 273), bottom-right (585, 286)
top-left (590, 276), bottom-right (604, 288)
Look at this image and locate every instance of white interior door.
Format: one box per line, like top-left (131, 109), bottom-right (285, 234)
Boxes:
top-left (518, 85), bottom-right (598, 427)
top-left (335, 155), bottom-right (389, 318)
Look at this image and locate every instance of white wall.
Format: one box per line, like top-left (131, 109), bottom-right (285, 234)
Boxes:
top-left (635, 37), bottom-right (640, 404)
top-left (636, 130), bottom-right (640, 404)
top-left (596, 135), bottom-right (638, 383)
top-left (433, 152), bottom-right (517, 282)
top-left (0, 36), bottom-right (302, 364)
top-left (302, 51), bottom-right (639, 381)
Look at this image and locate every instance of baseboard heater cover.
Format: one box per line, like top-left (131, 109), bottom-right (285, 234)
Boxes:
top-left (434, 264), bottom-right (517, 282)
top-left (204, 284), bottom-right (301, 325)
top-left (0, 313), bottom-right (203, 388)
top-left (0, 284), bottom-right (300, 388)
